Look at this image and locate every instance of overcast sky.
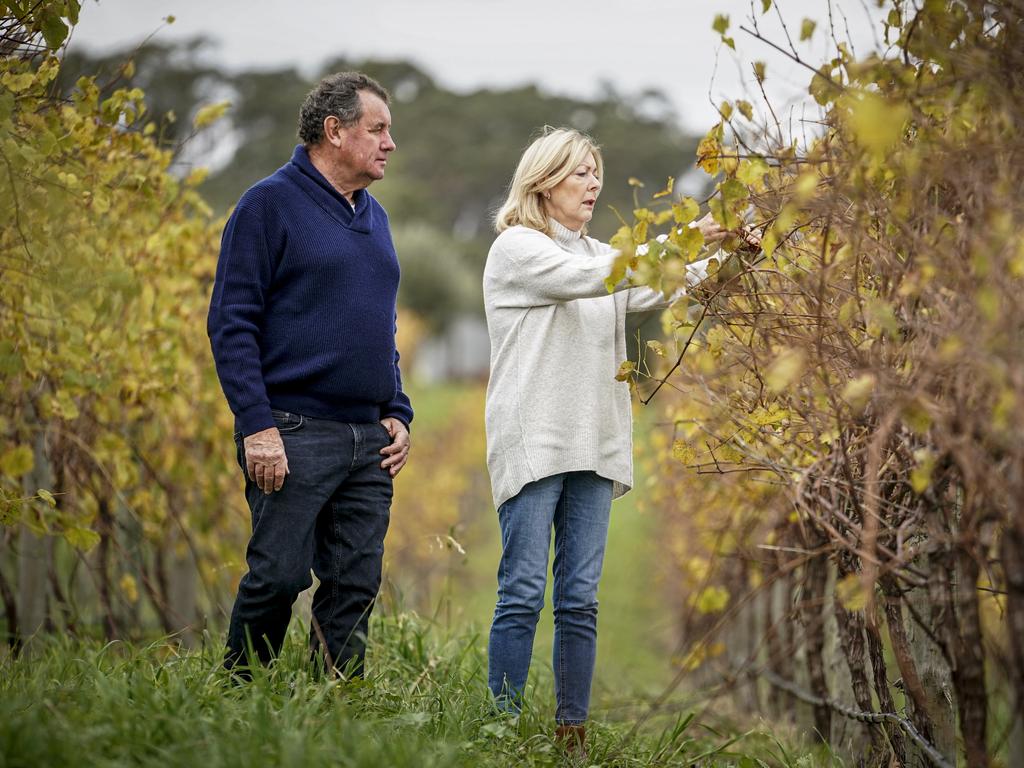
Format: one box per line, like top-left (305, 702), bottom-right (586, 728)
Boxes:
top-left (68, 0), bottom-right (887, 133)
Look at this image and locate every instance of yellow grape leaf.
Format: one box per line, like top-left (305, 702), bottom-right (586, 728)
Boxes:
top-left (736, 157), bottom-right (769, 187)
top-left (646, 339), bottom-right (666, 357)
top-left (185, 167), bottom-right (209, 187)
top-left (193, 100), bottom-right (230, 129)
top-left (712, 14), bottom-right (729, 34)
top-left (736, 100), bottom-right (753, 121)
top-left (836, 573), bottom-right (868, 612)
top-left (693, 585), bottom-right (730, 614)
top-left (615, 360), bottom-right (636, 382)
top-left (846, 93), bottom-right (909, 154)
top-left (64, 527), bottom-right (100, 552)
top-left (903, 398), bottom-right (933, 434)
top-left (2, 72), bottom-right (37, 94)
top-left (910, 449), bottom-right (935, 493)
top-left (841, 374), bottom-right (875, 411)
top-left (800, 18), bottom-right (817, 41)
top-left (120, 573), bottom-right (139, 603)
top-left (0, 445), bottom-right (34, 477)
top-left (753, 61), bottom-right (766, 83)
top-left (671, 440), bottom-right (696, 464)
top-left (696, 131), bottom-right (721, 175)
top-left (604, 252), bottom-right (632, 292)
top-left (793, 171), bottom-right (818, 199)
top-left (673, 196), bottom-right (700, 225)
top-left (766, 348), bottom-right (805, 392)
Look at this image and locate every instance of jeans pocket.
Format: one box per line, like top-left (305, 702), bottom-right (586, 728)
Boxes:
top-left (270, 409), bottom-right (305, 433)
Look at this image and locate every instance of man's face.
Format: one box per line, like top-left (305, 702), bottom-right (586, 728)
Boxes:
top-left (336, 90), bottom-right (396, 186)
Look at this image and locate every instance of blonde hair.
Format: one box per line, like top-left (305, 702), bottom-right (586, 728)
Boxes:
top-left (494, 127), bottom-right (603, 235)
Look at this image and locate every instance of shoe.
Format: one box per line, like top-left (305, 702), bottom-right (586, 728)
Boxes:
top-left (554, 723), bottom-right (586, 758)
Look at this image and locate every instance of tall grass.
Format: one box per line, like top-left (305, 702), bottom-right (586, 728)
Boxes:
top-left (0, 613), bottom-right (837, 768)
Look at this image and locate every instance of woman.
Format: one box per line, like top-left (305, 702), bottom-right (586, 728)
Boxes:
top-left (483, 127), bottom-right (739, 753)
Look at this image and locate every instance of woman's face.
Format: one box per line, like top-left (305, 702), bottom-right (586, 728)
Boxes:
top-left (543, 152), bottom-right (601, 232)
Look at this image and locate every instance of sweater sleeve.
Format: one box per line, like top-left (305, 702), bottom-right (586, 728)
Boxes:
top-left (485, 228), bottom-right (627, 308)
top-left (206, 193), bottom-right (277, 437)
top-left (380, 311), bottom-right (414, 429)
top-left (624, 254), bottom-right (719, 312)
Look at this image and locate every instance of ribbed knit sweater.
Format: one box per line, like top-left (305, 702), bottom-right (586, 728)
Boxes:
top-left (207, 145), bottom-right (413, 437)
top-left (482, 219), bottom-right (711, 510)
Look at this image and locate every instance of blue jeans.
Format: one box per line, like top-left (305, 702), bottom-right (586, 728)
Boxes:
top-left (225, 410), bottom-right (393, 675)
top-left (487, 471), bottom-right (613, 724)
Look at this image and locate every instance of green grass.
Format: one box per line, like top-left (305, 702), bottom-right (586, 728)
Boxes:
top-left (0, 613), bottom-right (835, 768)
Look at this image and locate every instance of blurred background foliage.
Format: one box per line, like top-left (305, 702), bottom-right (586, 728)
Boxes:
top-left (57, 40), bottom-right (703, 333)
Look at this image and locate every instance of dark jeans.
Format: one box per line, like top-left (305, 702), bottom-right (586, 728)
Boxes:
top-left (225, 410), bottom-right (393, 676)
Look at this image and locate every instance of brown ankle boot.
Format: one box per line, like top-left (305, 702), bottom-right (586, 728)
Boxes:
top-left (554, 724), bottom-right (587, 757)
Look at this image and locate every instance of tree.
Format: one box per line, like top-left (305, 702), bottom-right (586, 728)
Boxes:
top-left (626, 2), bottom-right (1022, 765)
top-left (1, 0), bottom-right (238, 644)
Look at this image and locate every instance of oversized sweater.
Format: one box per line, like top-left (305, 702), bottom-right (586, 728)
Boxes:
top-left (207, 145), bottom-right (413, 437)
top-left (482, 219), bottom-right (711, 510)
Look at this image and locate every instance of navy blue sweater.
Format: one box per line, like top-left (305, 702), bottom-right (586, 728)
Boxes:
top-left (207, 145), bottom-right (413, 437)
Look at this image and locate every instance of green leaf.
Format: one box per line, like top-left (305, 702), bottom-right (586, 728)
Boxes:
top-left (761, 0), bottom-right (772, 13)
top-left (736, 157), bottom-right (769, 186)
top-left (693, 586), bottom-right (730, 614)
top-left (39, 12), bottom-right (69, 50)
top-left (712, 14), bottom-right (730, 35)
top-left (0, 90), bottom-right (14, 122)
top-left (800, 18), bottom-right (817, 41)
top-left (64, 527), bottom-right (100, 552)
top-left (753, 61), bottom-right (766, 83)
top-left (36, 488), bottom-right (57, 507)
top-left (0, 445), bottom-right (34, 477)
top-left (736, 100), bottom-right (753, 121)
top-left (719, 178), bottom-right (748, 204)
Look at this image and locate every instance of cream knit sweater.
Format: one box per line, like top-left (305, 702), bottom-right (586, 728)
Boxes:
top-left (483, 219), bottom-right (712, 510)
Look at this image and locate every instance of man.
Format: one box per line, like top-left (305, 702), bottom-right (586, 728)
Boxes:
top-left (207, 71), bottom-right (412, 677)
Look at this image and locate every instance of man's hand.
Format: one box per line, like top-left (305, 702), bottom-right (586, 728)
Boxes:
top-left (244, 426), bottom-right (289, 494)
top-left (379, 417), bottom-right (410, 477)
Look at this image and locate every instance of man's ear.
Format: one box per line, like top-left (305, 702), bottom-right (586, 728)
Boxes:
top-left (323, 115), bottom-right (345, 148)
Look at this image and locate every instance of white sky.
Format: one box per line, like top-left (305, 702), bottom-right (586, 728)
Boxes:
top-left (68, 0), bottom-right (888, 133)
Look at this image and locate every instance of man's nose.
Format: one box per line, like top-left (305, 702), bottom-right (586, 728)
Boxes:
top-left (382, 131), bottom-right (397, 152)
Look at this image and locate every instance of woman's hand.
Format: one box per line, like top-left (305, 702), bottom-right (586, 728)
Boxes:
top-left (693, 212), bottom-right (729, 243)
top-left (693, 212), bottom-right (761, 249)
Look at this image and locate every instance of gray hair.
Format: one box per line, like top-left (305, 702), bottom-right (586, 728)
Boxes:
top-left (297, 71), bottom-right (390, 146)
